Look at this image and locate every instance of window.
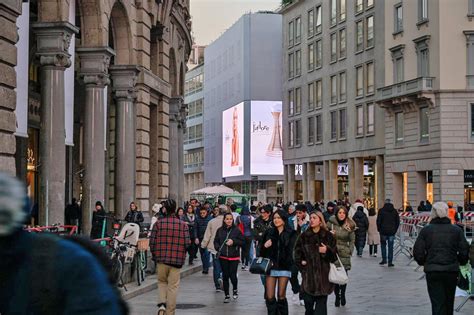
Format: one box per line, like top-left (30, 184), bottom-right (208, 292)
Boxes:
top-left (295, 87), bottom-right (301, 114)
top-left (394, 56), bottom-right (404, 83)
top-left (316, 5), bottom-right (322, 33)
top-left (288, 53), bottom-right (294, 78)
top-left (465, 32), bottom-right (474, 88)
top-left (331, 0), bottom-right (337, 26)
top-left (330, 75), bottom-right (337, 104)
top-left (295, 17), bottom-right (302, 44)
top-left (339, 108), bottom-right (347, 139)
top-left (308, 117), bottom-right (315, 144)
top-left (356, 20), bottom-right (364, 51)
top-left (308, 82), bottom-right (315, 110)
top-left (339, 71), bottom-right (347, 102)
top-left (367, 0), bottom-right (374, 8)
top-left (295, 120), bottom-right (301, 146)
top-left (356, 65), bottom-right (364, 97)
top-left (394, 4), bottom-right (403, 33)
top-left (289, 121), bottom-right (294, 147)
top-left (366, 16), bottom-right (374, 48)
top-left (470, 0), bottom-right (474, 16)
top-left (316, 39), bottom-right (322, 68)
top-left (419, 0), bottom-right (428, 22)
top-left (420, 107), bottom-right (430, 143)
top-left (288, 89), bottom-right (294, 115)
top-left (366, 61), bottom-right (375, 95)
top-left (367, 103), bottom-right (375, 134)
top-left (316, 114), bottom-right (322, 142)
top-left (330, 111), bottom-right (337, 140)
top-left (356, 105), bottom-right (364, 136)
top-left (339, 28), bottom-right (346, 59)
top-left (340, 0), bottom-right (346, 22)
top-left (419, 48), bottom-right (429, 77)
top-left (289, 21), bottom-right (294, 46)
top-left (295, 50), bottom-right (302, 76)
top-left (308, 9), bottom-right (314, 37)
top-left (316, 79), bottom-right (322, 108)
top-left (308, 43), bottom-right (315, 71)
top-left (356, 0), bottom-right (363, 14)
top-left (395, 112), bottom-right (404, 144)
top-left (330, 33), bottom-right (337, 62)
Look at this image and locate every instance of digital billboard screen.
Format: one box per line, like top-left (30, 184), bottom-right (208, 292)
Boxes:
top-left (250, 101), bottom-right (283, 175)
top-left (222, 102), bottom-right (244, 177)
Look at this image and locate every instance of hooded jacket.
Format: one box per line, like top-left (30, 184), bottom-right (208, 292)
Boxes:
top-left (376, 203), bottom-right (400, 236)
top-left (413, 217), bottom-right (469, 273)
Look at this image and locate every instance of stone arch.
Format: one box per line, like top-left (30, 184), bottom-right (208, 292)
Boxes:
top-left (37, 0), bottom-right (70, 22)
top-left (76, 0), bottom-right (107, 46)
top-left (158, 0), bottom-right (174, 28)
top-left (169, 48), bottom-right (178, 96)
top-left (108, 1), bottom-right (133, 64)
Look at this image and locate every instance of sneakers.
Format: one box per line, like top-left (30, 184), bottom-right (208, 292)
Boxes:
top-left (216, 287), bottom-right (222, 292)
top-left (299, 300), bottom-right (305, 306)
top-left (291, 293), bottom-right (298, 303)
top-left (374, 253), bottom-right (377, 257)
top-left (388, 263), bottom-right (395, 267)
top-left (379, 260), bottom-right (387, 265)
top-left (218, 278), bottom-right (223, 290)
top-left (224, 295), bottom-right (231, 303)
top-left (202, 270), bottom-right (208, 274)
top-left (233, 290), bottom-right (239, 300)
top-left (241, 265), bottom-right (247, 271)
top-left (157, 304), bottom-right (166, 315)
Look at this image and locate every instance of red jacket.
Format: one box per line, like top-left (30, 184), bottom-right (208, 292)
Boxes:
top-left (150, 216), bottom-right (190, 267)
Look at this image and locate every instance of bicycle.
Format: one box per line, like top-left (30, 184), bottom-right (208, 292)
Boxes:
top-left (135, 238), bottom-right (149, 286)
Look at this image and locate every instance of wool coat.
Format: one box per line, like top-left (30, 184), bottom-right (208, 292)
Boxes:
top-left (367, 214), bottom-right (380, 245)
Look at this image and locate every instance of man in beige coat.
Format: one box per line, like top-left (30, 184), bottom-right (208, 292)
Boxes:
top-left (201, 205), bottom-right (226, 291)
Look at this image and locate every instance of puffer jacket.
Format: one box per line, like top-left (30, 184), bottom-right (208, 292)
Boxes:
top-left (376, 203), bottom-right (400, 236)
top-left (259, 227), bottom-right (297, 271)
top-left (328, 216), bottom-right (355, 270)
top-left (413, 217), bottom-right (470, 273)
top-left (294, 228), bottom-right (337, 296)
top-left (214, 225), bottom-right (244, 258)
top-left (352, 210), bottom-right (369, 249)
top-left (194, 213), bottom-right (212, 240)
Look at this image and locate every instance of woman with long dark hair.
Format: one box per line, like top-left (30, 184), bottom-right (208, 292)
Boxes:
top-left (183, 205), bottom-right (197, 265)
top-left (328, 206), bottom-right (355, 307)
top-left (260, 209), bottom-right (297, 315)
top-left (214, 213), bottom-right (244, 303)
top-left (294, 211), bottom-right (337, 315)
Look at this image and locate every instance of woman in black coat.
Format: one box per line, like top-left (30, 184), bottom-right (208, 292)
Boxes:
top-left (260, 209), bottom-right (297, 315)
top-left (90, 201), bottom-right (107, 239)
top-left (214, 213), bottom-right (244, 303)
top-left (352, 206), bottom-right (369, 257)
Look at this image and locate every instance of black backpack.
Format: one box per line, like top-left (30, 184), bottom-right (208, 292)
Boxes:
top-left (29, 233), bottom-right (129, 315)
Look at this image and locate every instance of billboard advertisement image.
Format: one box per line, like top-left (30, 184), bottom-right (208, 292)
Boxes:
top-left (222, 102), bottom-right (244, 177)
top-left (250, 101), bottom-right (283, 175)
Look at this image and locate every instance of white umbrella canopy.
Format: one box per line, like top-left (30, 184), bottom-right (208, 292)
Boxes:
top-left (191, 185), bottom-right (240, 195)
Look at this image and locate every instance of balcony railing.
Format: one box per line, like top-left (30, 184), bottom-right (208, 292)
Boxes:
top-left (377, 77), bottom-right (434, 103)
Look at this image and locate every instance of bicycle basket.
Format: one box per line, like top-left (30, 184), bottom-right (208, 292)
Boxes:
top-left (137, 238), bottom-right (149, 252)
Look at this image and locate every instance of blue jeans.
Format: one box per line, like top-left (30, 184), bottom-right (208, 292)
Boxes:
top-left (199, 246), bottom-right (210, 272)
top-left (212, 254), bottom-right (222, 289)
top-left (380, 234), bottom-right (395, 263)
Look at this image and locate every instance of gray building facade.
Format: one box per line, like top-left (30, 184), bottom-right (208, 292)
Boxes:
top-left (203, 12), bottom-right (284, 202)
top-left (281, 0), bottom-right (385, 208)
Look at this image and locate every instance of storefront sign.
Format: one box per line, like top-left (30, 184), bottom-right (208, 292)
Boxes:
top-left (447, 169), bottom-right (459, 176)
top-left (464, 170), bottom-right (474, 183)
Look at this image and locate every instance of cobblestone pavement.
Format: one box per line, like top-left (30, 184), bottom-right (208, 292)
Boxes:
top-left (129, 250), bottom-right (474, 315)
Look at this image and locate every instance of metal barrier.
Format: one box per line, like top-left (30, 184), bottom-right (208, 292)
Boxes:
top-left (455, 268), bottom-right (474, 312)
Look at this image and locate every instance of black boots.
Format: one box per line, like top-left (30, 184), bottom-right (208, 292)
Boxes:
top-left (277, 298), bottom-right (289, 315)
top-left (265, 298), bottom-right (278, 315)
top-left (334, 285), bottom-right (340, 307)
top-left (340, 284), bottom-right (347, 306)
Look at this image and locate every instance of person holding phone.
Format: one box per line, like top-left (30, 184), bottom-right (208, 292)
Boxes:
top-left (294, 211), bottom-right (337, 315)
top-left (328, 206), bottom-right (355, 307)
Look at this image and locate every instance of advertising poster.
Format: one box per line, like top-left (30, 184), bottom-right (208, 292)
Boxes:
top-left (250, 101), bottom-right (284, 175)
top-left (222, 102), bottom-right (244, 177)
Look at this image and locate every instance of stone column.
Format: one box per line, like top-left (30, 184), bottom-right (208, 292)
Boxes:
top-left (302, 163), bottom-right (308, 202)
top-left (283, 164), bottom-right (289, 202)
top-left (307, 162), bottom-right (316, 203)
top-left (287, 164), bottom-right (296, 202)
top-left (327, 160), bottom-right (338, 201)
top-left (169, 97), bottom-right (186, 206)
top-left (110, 65), bottom-right (139, 218)
top-left (33, 22), bottom-right (78, 225)
top-left (77, 47), bottom-right (115, 235)
top-left (376, 155), bottom-right (385, 209)
top-left (348, 158), bottom-right (355, 201)
top-left (354, 157), bottom-right (364, 201)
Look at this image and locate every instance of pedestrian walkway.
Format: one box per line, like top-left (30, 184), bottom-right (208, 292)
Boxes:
top-left (129, 251), bottom-right (474, 314)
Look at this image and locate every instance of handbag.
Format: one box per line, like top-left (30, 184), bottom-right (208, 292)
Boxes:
top-left (329, 253), bottom-right (349, 285)
top-left (249, 257), bottom-right (273, 275)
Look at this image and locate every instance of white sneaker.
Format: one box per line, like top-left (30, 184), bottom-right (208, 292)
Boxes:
top-left (374, 253), bottom-right (377, 258)
top-left (299, 300), bottom-right (305, 306)
top-left (291, 294), bottom-right (298, 303)
top-left (157, 305), bottom-right (166, 315)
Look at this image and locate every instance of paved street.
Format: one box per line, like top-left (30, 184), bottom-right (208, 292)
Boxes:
top-left (129, 250), bottom-right (474, 315)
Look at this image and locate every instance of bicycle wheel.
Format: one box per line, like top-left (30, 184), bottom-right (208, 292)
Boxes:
top-left (111, 255), bottom-right (123, 286)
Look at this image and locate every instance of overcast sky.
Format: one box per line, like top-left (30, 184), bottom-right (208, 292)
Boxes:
top-left (190, 0), bottom-right (281, 46)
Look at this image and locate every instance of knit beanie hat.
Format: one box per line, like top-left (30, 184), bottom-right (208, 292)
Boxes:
top-left (430, 201), bottom-right (448, 220)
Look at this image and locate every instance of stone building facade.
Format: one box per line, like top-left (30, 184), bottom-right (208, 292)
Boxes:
top-left (10, 0), bottom-right (191, 234)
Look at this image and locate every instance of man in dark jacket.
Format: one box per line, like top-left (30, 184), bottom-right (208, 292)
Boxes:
top-left (0, 173), bottom-right (123, 315)
top-left (124, 202), bottom-right (144, 228)
top-left (414, 202), bottom-right (470, 315)
top-left (376, 199), bottom-right (400, 267)
top-left (194, 207), bottom-right (212, 274)
top-left (150, 199), bottom-right (190, 315)
top-left (65, 197), bottom-right (81, 227)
